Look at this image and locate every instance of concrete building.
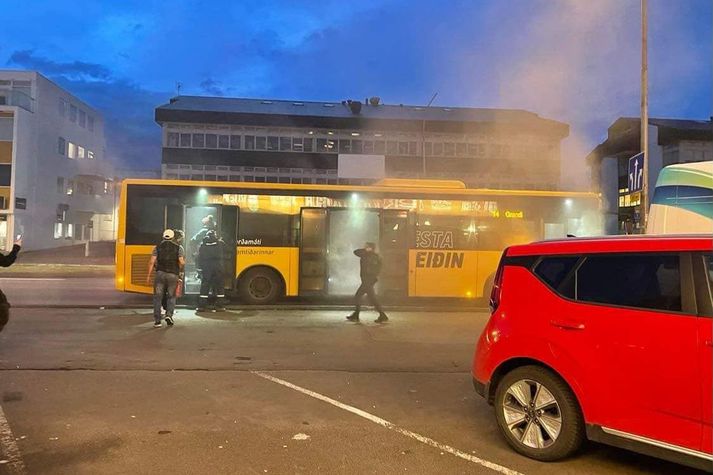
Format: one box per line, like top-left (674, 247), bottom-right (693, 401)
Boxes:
top-left (155, 96), bottom-right (568, 190)
top-left (587, 117), bottom-right (713, 234)
top-left (0, 71), bottom-right (115, 251)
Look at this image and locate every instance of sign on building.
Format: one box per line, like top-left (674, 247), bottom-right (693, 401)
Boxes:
top-left (338, 154), bottom-right (385, 180)
top-left (627, 152), bottom-right (644, 193)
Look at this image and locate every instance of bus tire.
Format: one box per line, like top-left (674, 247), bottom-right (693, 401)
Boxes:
top-left (238, 267), bottom-right (283, 305)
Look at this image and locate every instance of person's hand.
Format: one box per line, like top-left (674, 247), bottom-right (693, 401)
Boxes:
top-left (14, 238), bottom-right (22, 247)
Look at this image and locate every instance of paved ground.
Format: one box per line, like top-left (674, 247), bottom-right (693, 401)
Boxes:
top-left (0, 307), bottom-right (704, 474)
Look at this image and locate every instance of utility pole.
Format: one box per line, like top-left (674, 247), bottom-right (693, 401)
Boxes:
top-left (640, 0), bottom-right (649, 232)
top-left (421, 92), bottom-right (438, 177)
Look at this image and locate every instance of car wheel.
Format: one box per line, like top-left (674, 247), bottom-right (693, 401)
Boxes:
top-left (238, 267), bottom-right (283, 304)
top-left (494, 365), bottom-right (584, 461)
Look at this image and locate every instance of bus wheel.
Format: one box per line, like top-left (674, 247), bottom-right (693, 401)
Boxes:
top-left (238, 267), bottom-right (283, 304)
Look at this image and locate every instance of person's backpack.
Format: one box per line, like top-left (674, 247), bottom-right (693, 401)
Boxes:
top-left (0, 288), bottom-right (10, 333)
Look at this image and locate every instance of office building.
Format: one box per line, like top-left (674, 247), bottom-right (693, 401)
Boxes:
top-left (587, 117), bottom-right (713, 234)
top-left (155, 96), bottom-right (568, 190)
top-left (0, 71), bottom-right (115, 250)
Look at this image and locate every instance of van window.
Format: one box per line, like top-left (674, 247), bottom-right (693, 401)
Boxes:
top-left (576, 254), bottom-right (681, 312)
top-left (534, 257), bottom-right (579, 298)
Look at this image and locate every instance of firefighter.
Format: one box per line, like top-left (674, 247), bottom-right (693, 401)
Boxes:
top-left (196, 230), bottom-right (227, 312)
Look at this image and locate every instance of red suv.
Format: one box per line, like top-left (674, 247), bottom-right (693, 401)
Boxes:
top-left (472, 235), bottom-right (712, 471)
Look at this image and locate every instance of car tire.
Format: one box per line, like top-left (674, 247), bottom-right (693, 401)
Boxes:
top-left (238, 267), bottom-right (283, 305)
top-left (494, 365), bottom-right (584, 461)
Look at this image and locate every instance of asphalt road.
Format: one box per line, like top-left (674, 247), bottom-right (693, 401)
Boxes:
top-left (0, 307), bottom-right (705, 474)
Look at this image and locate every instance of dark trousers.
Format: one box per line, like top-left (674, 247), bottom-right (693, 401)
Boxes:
top-left (353, 279), bottom-right (384, 315)
top-left (199, 269), bottom-right (225, 307)
top-left (153, 271), bottom-right (178, 323)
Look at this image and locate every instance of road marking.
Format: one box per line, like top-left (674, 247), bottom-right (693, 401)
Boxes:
top-left (0, 404), bottom-right (26, 474)
top-left (252, 371), bottom-right (523, 475)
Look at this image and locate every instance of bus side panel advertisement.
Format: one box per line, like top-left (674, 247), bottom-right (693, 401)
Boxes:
top-left (408, 249), bottom-right (479, 298)
top-left (236, 247), bottom-right (300, 296)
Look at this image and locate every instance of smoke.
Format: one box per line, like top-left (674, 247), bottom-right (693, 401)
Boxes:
top-left (485, 0), bottom-right (709, 191)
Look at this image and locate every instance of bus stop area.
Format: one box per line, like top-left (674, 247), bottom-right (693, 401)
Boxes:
top-left (0, 304), bottom-right (699, 474)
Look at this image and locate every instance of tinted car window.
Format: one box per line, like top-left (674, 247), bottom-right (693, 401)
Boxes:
top-left (534, 257), bottom-right (579, 298)
top-left (576, 254), bottom-right (681, 312)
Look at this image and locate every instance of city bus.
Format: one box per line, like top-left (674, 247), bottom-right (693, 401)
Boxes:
top-left (648, 161), bottom-right (713, 234)
top-left (115, 178), bottom-right (601, 304)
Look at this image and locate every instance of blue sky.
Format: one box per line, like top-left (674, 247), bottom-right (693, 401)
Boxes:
top-left (1, 0), bottom-right (710, 177)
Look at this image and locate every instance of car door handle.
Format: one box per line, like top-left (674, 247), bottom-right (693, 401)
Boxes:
top-left (550, 319), bottom-right (586, 331)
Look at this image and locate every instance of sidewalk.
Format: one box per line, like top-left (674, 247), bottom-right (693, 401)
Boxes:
top-left (0, 241), bottom-right (115, 278)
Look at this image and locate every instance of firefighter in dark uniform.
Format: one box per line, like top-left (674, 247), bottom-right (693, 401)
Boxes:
top-left (346, 241), bottom-right (388, 323)
top-left (196, 230), bottom-right (227, 312)
top-left (190, 215), bottom-right (216, 256)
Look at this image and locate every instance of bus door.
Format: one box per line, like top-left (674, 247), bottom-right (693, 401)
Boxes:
top-left (299, 208), bottom-right (327, 294)
top-left (379, 210), bottom-right (410, 297)
top-left (326, 208), bottom-right (379, 295)
top-left (183, 205), bottom-right (222, 294)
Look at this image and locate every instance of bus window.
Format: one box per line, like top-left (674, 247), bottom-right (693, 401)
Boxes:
top-left (238, 211), bottom-right (297, 247)
top-left (416, 215), bottom-right (478, 250)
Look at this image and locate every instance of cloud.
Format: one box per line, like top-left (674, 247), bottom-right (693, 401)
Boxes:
top-left (199, 78), bottom-right (225, 96)
top-left (8, 50), bottom-right (112, 80)
top-left (7, 50), bottom-right (168, 170)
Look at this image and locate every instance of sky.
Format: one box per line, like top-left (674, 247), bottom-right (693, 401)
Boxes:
top-left (0, 0), bottom-right (710, 184)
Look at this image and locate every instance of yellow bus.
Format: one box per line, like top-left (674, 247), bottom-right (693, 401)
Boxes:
top-left (116, 178), bottom-right (601, 303)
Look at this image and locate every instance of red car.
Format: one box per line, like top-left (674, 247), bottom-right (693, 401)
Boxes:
top-left (472, 235), bottom-right (713, 471)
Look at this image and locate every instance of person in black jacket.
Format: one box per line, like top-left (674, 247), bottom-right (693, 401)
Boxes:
top-left (196, 230), bottom-right (227, 312)
top-left (0, 236), bottom-right (22, 333)
top-left (146, 229), bottom-right (185, 327)
top-left (346, 242), bottom-right (388, 323)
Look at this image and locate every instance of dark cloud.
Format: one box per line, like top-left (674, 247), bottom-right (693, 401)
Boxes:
top-left (7, 50), bottom-right (167, 170)
top-left (8, 50), bottom-right (112, 80)
top-left (200, 78), bottom-right (225, 96)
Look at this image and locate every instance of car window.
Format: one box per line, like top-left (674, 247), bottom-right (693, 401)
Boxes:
top-left (534, 256), bottom-right (579, 298)
top-left (576, 254), bottom-right (681, 312)
top-left (704, 254), bottom-right (713, 309)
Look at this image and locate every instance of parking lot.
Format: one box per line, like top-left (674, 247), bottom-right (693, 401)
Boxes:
top-left (0, 307), bottom-right (705, 474)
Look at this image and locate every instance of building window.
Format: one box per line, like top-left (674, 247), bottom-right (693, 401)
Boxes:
top-left (456, 143), bottom-right (467, 156)
top-left (167, 133), bottom-right (179, 147)
top-left (54, 223), bottom-right (63, 239)
top-left (267, 136), bottom-right (279, 151)
top-left (398, 142), bottom-right (408, 155)
top-left (410, 142), bottom-right (419, 155)
top-left (254, 176), bottom-right (266, 183)
top-left (386, 141), bottom-right (398, 154)
top-left (280, 137), bottom-right (292, 151)
top-left (444, 142), bottom-right (455, 156)
top-left (433, 142), bottom-right (443, 156)
top-left (266, 177), bottom-right (278, 183)
top-left (219, 135), bottom-right (230, 149)
top-left (66, 223), bottom-right (74, 239)
top-left (69, 104), bottom-right (77, 123)
top-left (68, 142), bottom-right (77, 159)
top-left (58, 137), bottom-right (66, 155)
top-left (339, 140), bottom-right (351, 153)
top-left (87, 150), bottom-right (95, 160)
top-left (192, 134), bottom-right (205, 148)
top-left (374, 141), bottom-right (385, 154)
top-left (88, 116), bottom-right (94, 132)
top-left (292, 138), bottom-right (303, 152)
top-left (77, 146), bottom-right (86, 159)
top-left (58, 98), bottom-right (67, 117)
top-left (240, 135), bottom-right (252, 149)
top-left (78, 109), bottom-right (86, 128)
top-left (352, 140), bottom-right (363, 154)
top-left (303, 138), bottom-right (313, 152)
top-left (205, 134), bottom-right (218, 148)
top-left (179, 133), bottom-right (191, 147)
top-left (57, 177), bottom-right (64, 194)
top-left (363, 141), bottom-right (374, 154)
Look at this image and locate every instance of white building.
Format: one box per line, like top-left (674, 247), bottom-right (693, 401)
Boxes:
top-left (0, 70), bottom-right (115, 251)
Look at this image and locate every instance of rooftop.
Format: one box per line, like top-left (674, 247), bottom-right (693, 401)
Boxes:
top-left (155, 95), bottom-right (569, 136)
top-left (587, 116), bottom-right (713, 162)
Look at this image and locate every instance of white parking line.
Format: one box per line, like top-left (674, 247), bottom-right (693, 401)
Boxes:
top-left (0, 404), bottom-right (26, 474)
top-left (252, 371), bottom-right (523, 475)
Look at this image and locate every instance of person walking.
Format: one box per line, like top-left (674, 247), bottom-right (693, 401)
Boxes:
top-left (346, 242), bottom-right (388, 323)
top-left (0, 236), bottom-right (22, 333)
top-left (196, 230), bottom-right (227, 312)
top-left (146, 229), bottom-right (185, 327)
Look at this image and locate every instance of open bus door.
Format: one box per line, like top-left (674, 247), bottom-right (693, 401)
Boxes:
top-left (180, 204), bottom-right (237, 295)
